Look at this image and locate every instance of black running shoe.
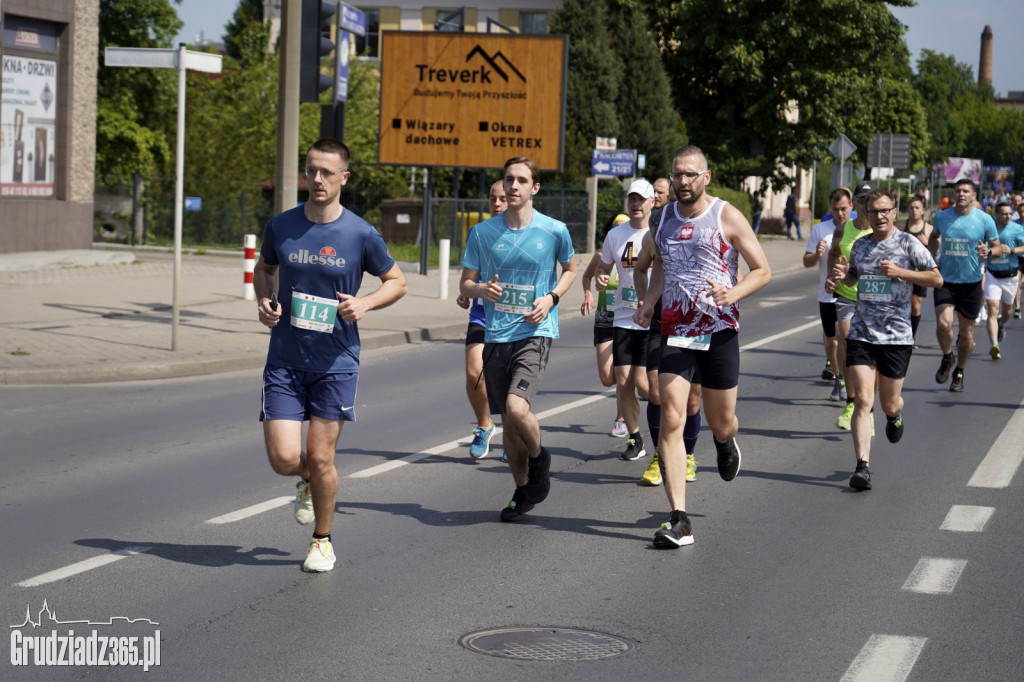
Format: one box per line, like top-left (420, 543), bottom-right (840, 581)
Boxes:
top-left (653, 510), bottom-right (694, 548)
top-left (714, 437), bottom-right (742, 481)
top-left (935, 354), bottom-right (954, 384)
top-left (620, 437), bottom-right (647, 461)
top-left (949, 369), bottom-right (964, 392)
top-left (821, 361), bottom-right (836, 381)
top-left (524, 447), bottom-right (551, 504)
top-left (849, 460), bottom-right (871, 491)
top-left (998, 323), bottom-right (1006, 343)
top-left (499, 487), bottom-right (534, 522)
top-left (885, 415), bottom-right (904, 444)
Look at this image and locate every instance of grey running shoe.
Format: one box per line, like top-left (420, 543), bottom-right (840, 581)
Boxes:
top-left (829, 378), bottom-right (844, 402)
top-left (950, 369), bottom-right (965, 392)
top-left (935, 353), bottom-right (954, 384)
top-left (653, 510), bottom-right (694, 548)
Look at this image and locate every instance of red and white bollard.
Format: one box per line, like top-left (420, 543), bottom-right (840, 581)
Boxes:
top-left (243, 234), bottom-right (256, 301)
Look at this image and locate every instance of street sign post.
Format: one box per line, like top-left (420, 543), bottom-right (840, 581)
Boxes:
top-left (591, 149), bottom-right (636, 177)
top-left (867, 133), bottom-right (911, 170)
top-left (105, 45), bottom-right (223, 352)
top-left (829, 134), bottom-right (857, 189)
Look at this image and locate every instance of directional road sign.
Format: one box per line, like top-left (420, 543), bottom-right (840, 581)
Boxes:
top-left (867, 134), bottom-right (911, 170)
top-left (592, 149), bottom-right (636, 177)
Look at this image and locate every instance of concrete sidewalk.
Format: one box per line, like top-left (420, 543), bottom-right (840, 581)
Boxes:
top-left (0, 236), bottom-right (807, 385)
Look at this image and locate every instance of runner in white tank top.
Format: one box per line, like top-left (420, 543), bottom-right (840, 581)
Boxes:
top-left (633, 145), bottom-right (771, 549)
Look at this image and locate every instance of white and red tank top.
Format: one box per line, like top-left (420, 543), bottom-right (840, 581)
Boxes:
top-left (657, 197), bottom-right (740, 337)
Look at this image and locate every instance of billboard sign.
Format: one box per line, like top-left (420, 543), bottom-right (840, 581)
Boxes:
top-left (378, 32), bottom-right (567, 170)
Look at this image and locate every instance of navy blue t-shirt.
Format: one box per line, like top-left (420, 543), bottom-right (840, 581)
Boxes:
top-left (261, 205), bottom-right (395, 373)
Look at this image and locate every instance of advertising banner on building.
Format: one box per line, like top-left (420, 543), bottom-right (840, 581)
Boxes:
top-left (378, 31), bottom-right (567, 170)
top-left (1, 53), bottom-right (57, 197)
top-left (937, 157), bottom-right (982, 185)
top-left (982, 165), bottom-right (1015, 192)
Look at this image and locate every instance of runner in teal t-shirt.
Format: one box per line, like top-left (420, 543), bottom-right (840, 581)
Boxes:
top-left (927, 178), bottom-right (1001, 392)
top-left (983, 201), bottom-right (1024, 359)
top-left (459, 156), bottom-right (577, 523)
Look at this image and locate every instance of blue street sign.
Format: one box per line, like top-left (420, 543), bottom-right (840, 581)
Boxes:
top-left (591, 149), bottom-right (636, 177)
top-left (184, 197), bottom-right (202, 211)
top-left (340, 5), bottom-right (366, 37)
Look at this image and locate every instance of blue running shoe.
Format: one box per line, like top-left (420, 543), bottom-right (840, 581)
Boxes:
top-left (469, 422), bottom-right (495, 459)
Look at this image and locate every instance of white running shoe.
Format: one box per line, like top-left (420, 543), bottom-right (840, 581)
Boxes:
top-left (611, 419), bottom-right (628, 438)
top-left (302, 537), bottom-right (336, 572)
top-left (294, 480), bottom-right (314, 525)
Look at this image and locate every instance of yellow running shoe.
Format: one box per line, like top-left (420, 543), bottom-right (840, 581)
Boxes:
top-left (686, 454), bottom-right (697, 482)
top-left (642, 452), bottom-right (663, 486)
top-left (836, 402), bottom-right (854, 430)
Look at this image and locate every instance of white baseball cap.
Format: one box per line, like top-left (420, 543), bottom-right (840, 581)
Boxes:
top-left (626, 179), bottom-right (654, 199)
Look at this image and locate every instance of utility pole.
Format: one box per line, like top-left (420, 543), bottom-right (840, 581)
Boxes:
top-left (275, 0), bottom-right (302, 214)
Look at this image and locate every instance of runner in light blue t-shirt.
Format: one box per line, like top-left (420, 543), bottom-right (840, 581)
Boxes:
top-left (460, 157), bottom-right (576, 523)
top-left (927, 178), bottom-right (1001, 392)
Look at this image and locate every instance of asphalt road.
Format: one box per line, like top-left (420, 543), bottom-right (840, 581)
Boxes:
top-left (3, 266), bottom-right (1023, 681)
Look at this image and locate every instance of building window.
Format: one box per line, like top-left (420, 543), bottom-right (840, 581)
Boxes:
top-left (519, 12), bottom-right (548, 35)
top-left (354, 9), bottom-right (380, 58)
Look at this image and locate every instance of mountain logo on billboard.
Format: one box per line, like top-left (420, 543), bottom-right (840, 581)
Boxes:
top-left (465, 46), bottom-right (526, 83)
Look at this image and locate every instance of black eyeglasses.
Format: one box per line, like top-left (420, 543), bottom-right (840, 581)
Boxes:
top-left (866, 208), bottom-right (895, 217)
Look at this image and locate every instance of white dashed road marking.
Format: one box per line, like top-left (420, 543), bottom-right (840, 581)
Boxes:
top-left (967, 399), bottom-right (1024, 488)
top-left (206, 496), bottom-right (293, 524)
top-left (840, 634), bottom-right (928, 682)
top-left (940, 505), bottom-right (995, 532)
top-left (901, 557), bottom-right (968, 594)
top-left (18, 545), bottom-right (152, 588)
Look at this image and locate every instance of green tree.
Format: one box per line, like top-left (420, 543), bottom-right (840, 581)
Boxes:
top-left (649, 0), bottom-right (919, 190)
top-left (223, 0), bottom-right (270, 63)
top-left (912, 50), bottom-right (990, 161)
top-left (609, 1), bottom-right (685, 179)
top-left (96, 0), bottom-right (182, 186)
top-left (548, 0), bottom-right (623, 185)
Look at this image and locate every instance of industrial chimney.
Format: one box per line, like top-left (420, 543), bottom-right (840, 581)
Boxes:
top-left (979, 25), bottom-right (993, 86)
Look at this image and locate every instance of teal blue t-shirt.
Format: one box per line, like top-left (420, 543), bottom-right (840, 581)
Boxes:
top-left (462, 210), bottom-right (574, 343)
top-left (988, 222), bottom-right (1024, 273)
top-left (932, 207), bottom-right (998, 284)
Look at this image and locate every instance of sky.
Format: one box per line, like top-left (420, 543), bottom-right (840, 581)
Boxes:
top-left (174, 0), bottom-right (1024, 96)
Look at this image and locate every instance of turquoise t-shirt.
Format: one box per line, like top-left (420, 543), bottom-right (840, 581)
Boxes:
top-left (462, 210), bottom-right (575, 343)
top-left (932, 207), bottom-right (998, 283)
top-left (988, 222), bottom-right (1024, 273)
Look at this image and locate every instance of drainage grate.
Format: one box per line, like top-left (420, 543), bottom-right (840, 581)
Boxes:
top-left (458, 626), bottom-right (636, 661)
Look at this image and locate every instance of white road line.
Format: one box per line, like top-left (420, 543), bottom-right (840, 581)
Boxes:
top-left (840, 634), bottom-right (927, 682)
top-left (940, 505), bottom-right (995, 532)
top-left (901, 557), bottom-right (968, 594)
top-left (967, 400), bottom-right (1024, 488)
top-left (739, 319), bottom-right (819, 351)
top-left (349, 391), bottom-right (612, 479)
top-left (17, 545), bottom-right (152, 588)
top-left (206, 496), bottom-right (293, 524)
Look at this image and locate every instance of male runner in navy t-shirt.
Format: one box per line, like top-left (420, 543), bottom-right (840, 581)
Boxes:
top-left (254, 138), bottom-right (407, 572)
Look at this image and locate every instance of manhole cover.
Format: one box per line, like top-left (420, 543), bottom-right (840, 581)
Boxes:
top-left (458, 626), bottom-right (636, 661)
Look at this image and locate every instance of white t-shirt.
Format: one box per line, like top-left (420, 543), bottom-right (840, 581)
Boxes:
top-left (806, 220), bottom-right (838, 303)
top-left (600, 221), bottom-right (649, 329)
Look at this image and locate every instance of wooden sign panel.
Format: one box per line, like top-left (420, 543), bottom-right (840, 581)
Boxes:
top-left (378, 32), bottom-right (567, 171)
